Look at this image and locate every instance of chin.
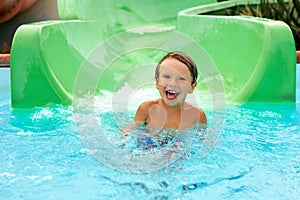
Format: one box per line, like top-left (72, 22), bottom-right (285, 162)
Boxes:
top-left (163, 99), bottom-right (181, 107)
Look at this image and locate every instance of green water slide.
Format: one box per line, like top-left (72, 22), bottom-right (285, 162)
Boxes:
top-left (177, 1), bottom-right (296, 102)
top-left (10, 0), bottom-right (296, 108)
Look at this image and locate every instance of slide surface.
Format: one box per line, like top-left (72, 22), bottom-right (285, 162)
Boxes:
top-left (10, 0), bottom-right (296, 108)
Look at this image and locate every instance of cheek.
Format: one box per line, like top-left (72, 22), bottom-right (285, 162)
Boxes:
top-left (157, 79), bottom-right (167, 87)
top-left (178, 81), bottom-right (189, 87)
top-left (181, 83), bottom-right (193, 92)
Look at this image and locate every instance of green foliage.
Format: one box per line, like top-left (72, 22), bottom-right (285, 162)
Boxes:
top-left (219, 0), bottom-right (300, 50)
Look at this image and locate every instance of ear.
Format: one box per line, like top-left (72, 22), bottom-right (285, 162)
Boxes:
top-left (155, 80), bottom-right (159, 89)
top-left (188, 82), bottom-right (197, 94)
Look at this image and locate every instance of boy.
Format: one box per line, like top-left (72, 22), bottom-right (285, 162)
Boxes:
top-left (122, 51), bottom-right (206, 134)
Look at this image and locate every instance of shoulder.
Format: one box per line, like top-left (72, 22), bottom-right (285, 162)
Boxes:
top-left (137, 100), bottom-right (159, 115)
top-left (197, 107), bottom-right (207, 125)
top-left (138, 99), bottom-right (160, 110)
top-left (134, 99), bottom-right (160, 119)
top-left (185, 103), bottom-right (207, 125)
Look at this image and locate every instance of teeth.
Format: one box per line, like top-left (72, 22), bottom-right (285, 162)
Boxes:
top-left (166, 90), bottom-right (178, 94)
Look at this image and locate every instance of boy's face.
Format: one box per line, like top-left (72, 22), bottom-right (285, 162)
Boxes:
top-left (156, 57), bottom-right (197, 107)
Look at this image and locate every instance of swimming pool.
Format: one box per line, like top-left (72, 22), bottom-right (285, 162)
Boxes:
top-left (1, 67), bottom-right (300, 199)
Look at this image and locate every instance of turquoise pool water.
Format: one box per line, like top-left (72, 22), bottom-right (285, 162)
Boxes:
top-left (1, 68), bottom-right (300, 199)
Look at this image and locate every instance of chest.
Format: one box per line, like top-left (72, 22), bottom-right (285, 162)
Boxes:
top-left (146, 107), bottom-right (197, 129)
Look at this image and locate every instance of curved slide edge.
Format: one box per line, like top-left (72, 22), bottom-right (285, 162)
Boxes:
top-left (10, 20), bottom-right (104, 108)
top-left (178, 1), bottom-right (296, 102)
top-left (57, 0), bottom-right (217, 29)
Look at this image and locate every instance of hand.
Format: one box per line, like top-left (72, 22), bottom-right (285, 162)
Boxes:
top-left (117, 131), bottom-right (129, 140)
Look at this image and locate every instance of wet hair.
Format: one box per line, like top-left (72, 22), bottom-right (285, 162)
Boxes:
top-left (155, 51), bottom-right (198, 85)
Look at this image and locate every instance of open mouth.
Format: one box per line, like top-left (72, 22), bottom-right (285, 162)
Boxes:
top-left (165, 90), bottom-right (179, 100)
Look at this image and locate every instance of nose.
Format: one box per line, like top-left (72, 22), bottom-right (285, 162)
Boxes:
top-left (167, 77), bottom-right (177, 88)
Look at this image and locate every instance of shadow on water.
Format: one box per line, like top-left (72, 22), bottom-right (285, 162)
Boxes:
top-left (181, 166), bottom-right (253, 191)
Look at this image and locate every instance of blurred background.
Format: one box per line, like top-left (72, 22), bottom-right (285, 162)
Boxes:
top-left (0, 0), bottom-right (59, 53)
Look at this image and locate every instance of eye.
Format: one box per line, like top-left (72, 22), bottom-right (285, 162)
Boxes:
top-left (179, 77), bottom-right (186, 81)
top-left (163, 75), bottom-right (171, 79)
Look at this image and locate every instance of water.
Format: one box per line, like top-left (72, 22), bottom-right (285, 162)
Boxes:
top-left (1, 74), bottom-right (300, 199)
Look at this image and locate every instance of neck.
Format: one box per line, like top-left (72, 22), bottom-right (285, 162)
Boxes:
top-left (160, 99), bottom-right (185, 111)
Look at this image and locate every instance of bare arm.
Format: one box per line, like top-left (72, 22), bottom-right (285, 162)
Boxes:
top-left (133, 101), bottom-right (151, 124)
top-left (119, 101), bottom-right (151, 139)
top-left (198, 108), bottom-right (207, 125)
